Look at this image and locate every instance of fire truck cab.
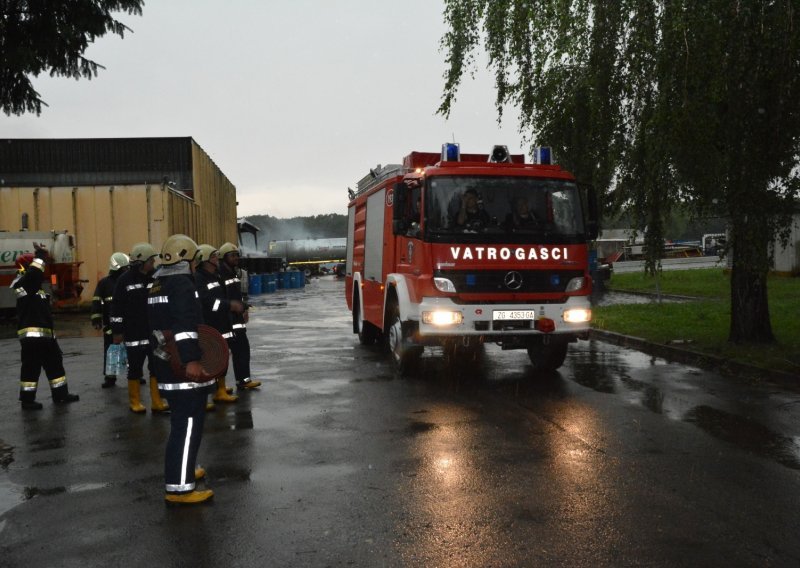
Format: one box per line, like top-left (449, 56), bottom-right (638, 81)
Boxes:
top-left (345, 144), bottom-right (599, 374)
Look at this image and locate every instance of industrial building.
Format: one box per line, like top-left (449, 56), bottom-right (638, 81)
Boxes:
top-left (0, 137), bottom-right (238, 307)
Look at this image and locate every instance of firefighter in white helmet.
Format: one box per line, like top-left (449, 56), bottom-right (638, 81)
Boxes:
top-left (148, 234), bottom-right (214, 504)
top-left (194, 244), bottom-right (241, 406)
top-left (111, 242), bottom-right (169, 414)
top-left (218, 242), bottom-right (262, 391)
top-left (91, 252), bottom-right (130, 388)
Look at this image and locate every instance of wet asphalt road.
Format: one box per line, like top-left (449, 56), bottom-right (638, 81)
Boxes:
top-left (1, 277), bottom-right (799, 567)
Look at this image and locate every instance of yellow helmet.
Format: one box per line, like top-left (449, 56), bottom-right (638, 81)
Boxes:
top-left (218, 242), bottom-right (239, 257)
top-left (160, 234), bottom-right (199, 266)
top-left (130, 242), bottom-right (158, 263)
top-left (196, 244), bottom-right (219, 264)
top-left (109, 252), bottom-right (130, 272)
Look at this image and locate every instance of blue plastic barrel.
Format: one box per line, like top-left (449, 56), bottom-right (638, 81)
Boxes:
top-left (281, 272), bottom-right (291, 289)
top-left (260, 273), bottom-right (271, 293)
top-left (297, 270), bottom-right (305, 288)
top-left (289, 271), bottom-right (298, 288)
top-left (248, 273), bottom-right (262, 295)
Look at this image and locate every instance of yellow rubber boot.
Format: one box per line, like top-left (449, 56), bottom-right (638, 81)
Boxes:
top-left (128, 380), bottom-right (146, 414)
top-left (238, 379), bottom-right (262, 390)
top-left (149, 376), bottom-right (170, 413)
top-left (213, 377), bottom-right (238, 403)
top-left (165, 489), bottom-right (214, 505)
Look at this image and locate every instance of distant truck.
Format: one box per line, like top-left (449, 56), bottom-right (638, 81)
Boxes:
top-left (0, 231), bottom-right (84, 312)
top-left (345, 143), bottom-right (599, 374)
top-left (702, 233), bottom-right (727, 256)
top-left (268, 238), bottom-right (347, 275)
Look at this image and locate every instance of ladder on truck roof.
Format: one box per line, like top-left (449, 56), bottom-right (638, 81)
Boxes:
top-left (355, 163), bottom-right (404, 196)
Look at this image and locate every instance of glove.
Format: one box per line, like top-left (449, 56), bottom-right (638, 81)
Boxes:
top-left (33, 242), bottom-right (49, 260)
top-left (185, 361), bottom-right (210, 380)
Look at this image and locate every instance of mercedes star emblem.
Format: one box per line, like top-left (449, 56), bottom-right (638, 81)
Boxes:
top-left (504, 271), bottom-right (523, 290)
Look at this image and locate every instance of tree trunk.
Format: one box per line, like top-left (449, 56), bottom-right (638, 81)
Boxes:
top-left (728, 218), bottom-right (774, 344)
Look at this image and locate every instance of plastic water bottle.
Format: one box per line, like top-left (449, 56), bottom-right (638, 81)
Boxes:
top-left (105, 344), bottom-right (120, 376)
top-left (116, 344), bottom-right (128, 375)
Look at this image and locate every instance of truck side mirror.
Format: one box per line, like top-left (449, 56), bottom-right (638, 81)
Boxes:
top-left (392, 182), bottom-right (408, 235)
top-left (579, 183), bottom-right (600, 241)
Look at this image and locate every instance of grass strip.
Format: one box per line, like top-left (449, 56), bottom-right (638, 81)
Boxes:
top-left (593, 269), bottom-right (800, 375)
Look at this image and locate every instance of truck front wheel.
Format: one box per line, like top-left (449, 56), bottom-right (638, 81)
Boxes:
top-left (526, 338), bottom-right (568, 372)
top-left (386, 301), bottom-right (422, 375)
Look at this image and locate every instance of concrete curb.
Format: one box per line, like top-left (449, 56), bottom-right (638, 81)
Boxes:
top-left (589, 328), bottom-right (800, 390)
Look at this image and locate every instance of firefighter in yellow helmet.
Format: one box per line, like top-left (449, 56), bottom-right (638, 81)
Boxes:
top-left (111, 242), bottom-right (169, 413)
top-left (91, 252), bottom-right (130, 388)
top-left (194, 244), bottom-right (240, 404)
top-left (148, 234), bottom-right (214, 504)
top-left (218, 242), bottom-right (262, 391)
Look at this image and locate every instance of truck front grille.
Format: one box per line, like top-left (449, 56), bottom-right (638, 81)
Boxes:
top-left (435, 269), bottom-right (584, 294)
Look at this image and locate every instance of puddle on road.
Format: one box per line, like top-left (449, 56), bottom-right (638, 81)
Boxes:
top-left (685, 405), bottom-right (800, 470)
top-left (567, 343), bottom-right (800, 470)
top-left (30, 437), bottom-right (66, 452)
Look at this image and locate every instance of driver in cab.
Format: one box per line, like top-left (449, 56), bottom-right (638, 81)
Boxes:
top-left (454, 188), bottom-right (490, 230)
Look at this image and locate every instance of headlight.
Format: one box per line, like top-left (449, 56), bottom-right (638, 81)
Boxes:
top-left (563, 308), bottom-right (591, 323)
top-left (422, 311), bottom-right (463, 326)
top-left (433, 277), bottom-right (456, 293)
top-left (565, 277), bottom-right (586, 292)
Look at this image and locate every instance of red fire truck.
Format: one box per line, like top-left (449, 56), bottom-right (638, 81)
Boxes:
top-left (345, 144), bottom-right (599, 374)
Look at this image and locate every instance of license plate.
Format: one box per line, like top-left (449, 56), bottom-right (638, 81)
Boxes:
top-left (493, 310), bottom-right (536, 320)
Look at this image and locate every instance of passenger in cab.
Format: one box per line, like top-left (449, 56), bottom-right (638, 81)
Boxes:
top-left (505, 196), bottom-right (541, 230)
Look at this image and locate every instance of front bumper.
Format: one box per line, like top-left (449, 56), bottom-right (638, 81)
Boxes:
top-left (415, 295), bottom-right (591, 337)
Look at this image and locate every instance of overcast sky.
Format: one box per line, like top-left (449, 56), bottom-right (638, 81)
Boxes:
top-left (4, 0), bottom-right (525, 218)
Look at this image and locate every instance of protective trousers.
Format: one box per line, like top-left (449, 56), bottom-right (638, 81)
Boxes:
top-left (19, 337), bottom-right (71, 402)
top-left (126, 343), bottom-right (155, 381)
top-left (163, 387), bottom-right (207, 494)
top-left (228, 330), bottom-right (251, 384)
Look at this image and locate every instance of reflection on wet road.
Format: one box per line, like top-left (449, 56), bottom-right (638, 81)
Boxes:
top-left (1, 276), bottom-right (799, 566)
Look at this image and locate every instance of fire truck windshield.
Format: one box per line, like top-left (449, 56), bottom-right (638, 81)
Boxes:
top-left (425, 176), bottom-right (586, 244)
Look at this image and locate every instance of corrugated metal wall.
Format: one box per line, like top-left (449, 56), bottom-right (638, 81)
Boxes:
top-left (0, 137), bottom-right (238, 306)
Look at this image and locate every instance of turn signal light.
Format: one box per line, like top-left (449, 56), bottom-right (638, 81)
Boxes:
top-left (537, 317), bottom-right (556, 333)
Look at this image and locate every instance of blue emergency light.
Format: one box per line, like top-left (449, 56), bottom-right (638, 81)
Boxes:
top-left (441, 143), bottom-right (460, 162)
top-left (534, 147), bottom-right (553, 165)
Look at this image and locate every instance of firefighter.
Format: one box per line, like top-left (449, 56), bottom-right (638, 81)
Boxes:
top-left (194, 244), bottom-right (240, 404)
top-left (91, 252), bottom-right (130, 388)
top-left (148, 234), bottom-right (214, 504)
top-left (111, 242), bottom-right (169, 414)
top-left (11, 243), bottom-right (80, 410)
top-left (218, 242), bottom-right (262, 390)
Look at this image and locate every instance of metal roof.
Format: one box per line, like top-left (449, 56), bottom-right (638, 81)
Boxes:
top-left (0, 137), bottom-right (196, 189)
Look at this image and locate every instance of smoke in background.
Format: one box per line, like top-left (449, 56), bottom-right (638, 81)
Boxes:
top-left (238, 213), bottom-right (347, 253)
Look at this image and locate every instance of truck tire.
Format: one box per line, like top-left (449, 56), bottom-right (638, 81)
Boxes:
top-left (527, 339), bottom-right (568, 372)
top-left (386, 300), bottom-right (422, 375)
top-left (354, 291), bottom-right (380, 345)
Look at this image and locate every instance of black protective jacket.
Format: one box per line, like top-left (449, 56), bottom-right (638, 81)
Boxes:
top-left (91, 270), bottom-right (123, 333)
top-left (147, 270), bottom-right (203, 385)
top-left (111, 267), bottom-right (153, 344)
top-left (12, 254), bottom-right (54, 338)
top-left (194, 267), bottom-right (232, 337)
top-left (219, 262), bottom-right (246, 329)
